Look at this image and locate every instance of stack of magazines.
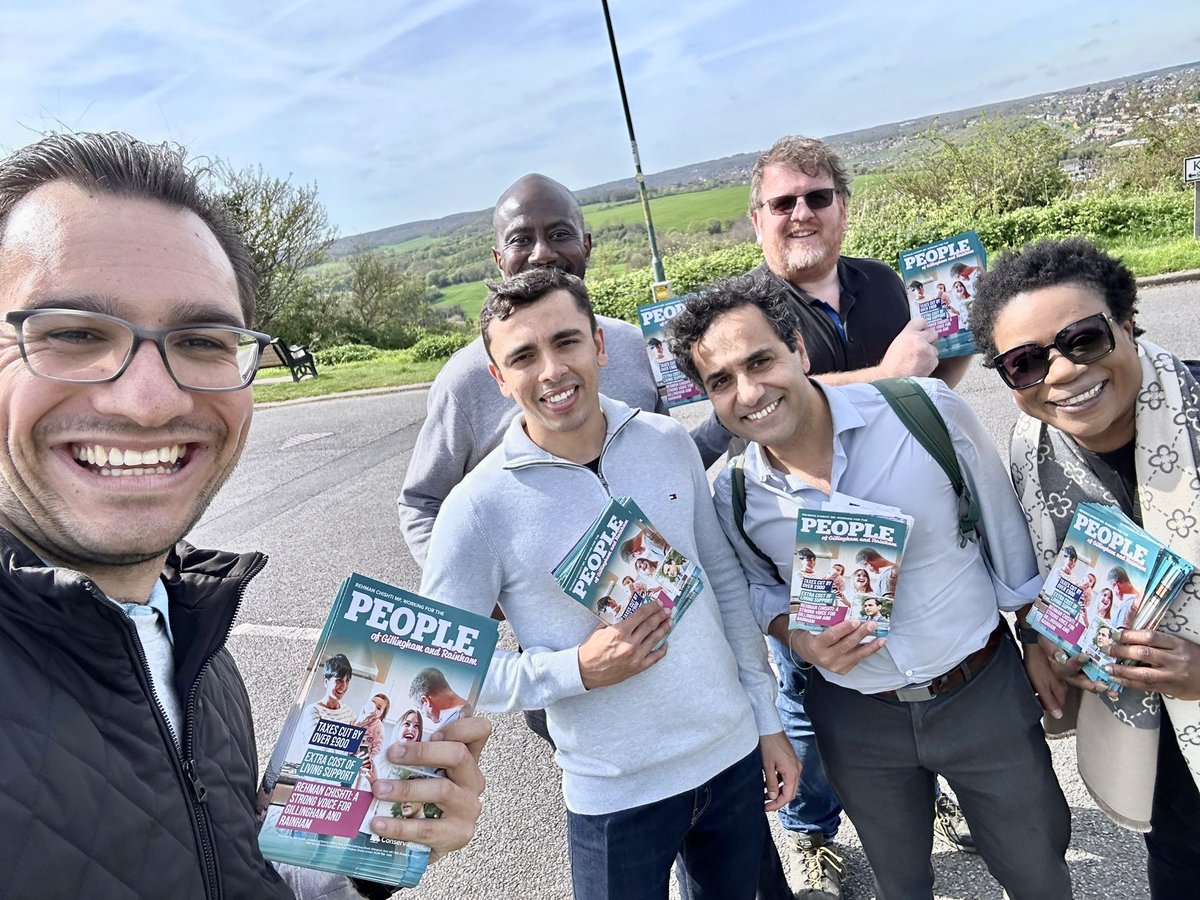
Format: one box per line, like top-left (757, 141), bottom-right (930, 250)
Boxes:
top-left (789, 507), bottom-right (913, 638)
top-left (257, 573), bottom-right (498, 887)
top-left (1026, 502), bottom-right (1195, 692)
top-left (553, 496), bottom-right (705, 635)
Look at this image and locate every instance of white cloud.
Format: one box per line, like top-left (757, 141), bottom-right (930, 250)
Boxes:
top-left (1, 0), bottom-right (1196, 232)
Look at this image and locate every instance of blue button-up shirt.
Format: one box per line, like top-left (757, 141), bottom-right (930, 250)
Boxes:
top-left (713, 378), bottom-right (1041, 693)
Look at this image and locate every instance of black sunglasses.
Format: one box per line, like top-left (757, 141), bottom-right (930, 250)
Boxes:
top-left (992, 313), bottom-right (1117, 390)
top-left (760, 188), bottom-right (837, 216)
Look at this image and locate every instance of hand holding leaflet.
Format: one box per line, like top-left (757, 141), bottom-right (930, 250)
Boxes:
top-left (788, 620), bottom-right (887, 675)
top-left (1024, 503), bottom-right (1195, 694)
top-left (370, 717), bottom-right (491, 863)
top-left (256, 573), bottom-right (499, 888)
top-left (1103, 630), bottom-right (1200, 699)
top-left (577, 601), bottom-right (671, 689)
top-left (877, 316), bottom-right (939, 378)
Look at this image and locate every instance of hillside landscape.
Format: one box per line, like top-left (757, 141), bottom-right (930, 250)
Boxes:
top-left (247, 56), bottom-right (1199, 399)
top-left (309, 59), bottom-right (1200, 324)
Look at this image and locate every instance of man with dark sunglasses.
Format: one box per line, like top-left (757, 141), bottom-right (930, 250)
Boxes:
top-left (722, 135), bottom-right (977, 898)
top-left (969, 237), bottom-right (1200, 900)
top-left (747, 135), bottom-right (973, 390)
top-left (0, 132), bottom-right (489, 900)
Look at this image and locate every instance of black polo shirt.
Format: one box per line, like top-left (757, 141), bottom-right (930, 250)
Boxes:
top-left (752, 256), bottom-right (910, 375)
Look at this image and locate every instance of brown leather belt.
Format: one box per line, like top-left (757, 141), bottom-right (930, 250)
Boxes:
top-left (874, 622), bottom-right (1009, 703)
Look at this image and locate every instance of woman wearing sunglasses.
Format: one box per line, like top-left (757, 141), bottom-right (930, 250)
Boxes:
top-left (968, 237), bottom-right (1200, 898)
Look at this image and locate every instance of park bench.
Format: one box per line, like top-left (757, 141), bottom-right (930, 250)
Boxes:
top-left (257, 338), bottom-right (318, 382)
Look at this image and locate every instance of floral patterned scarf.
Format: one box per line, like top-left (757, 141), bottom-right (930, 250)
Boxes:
top-left (1010, 338), bottom-right (1200, 831)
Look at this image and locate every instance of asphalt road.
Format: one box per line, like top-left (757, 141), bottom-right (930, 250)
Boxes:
top-left (189, 281), bottom-right (1199, 900)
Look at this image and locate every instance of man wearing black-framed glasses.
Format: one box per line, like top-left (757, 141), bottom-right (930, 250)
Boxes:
top-left (747, 134), bottom-right (972, 390)
top-left (720, 135), bottom-right (977, 899)
top-left (0, 131), bottom-right (488, 900)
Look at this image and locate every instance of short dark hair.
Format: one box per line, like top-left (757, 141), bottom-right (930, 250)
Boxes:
top-left (749, 135), bottom-right (852, 215)
top-left (410, 667), bottom-right (451, 699)
top-left (1062, 545), bottom-right (1078, 561)
top-left (797, 547), bottom-right (816, 561)
top-left (479, 266), bottom-right (595, 363)
top-left (669, 272), bottom-right (802, 386)
top-left (0, 132), bottom-right (257, 326)
top-left (855, 548), bottom-right (884, 565)
top-left (969, 238), bottom-right (1141, 364)
top-left (323, 653), bottom-right (353, 681)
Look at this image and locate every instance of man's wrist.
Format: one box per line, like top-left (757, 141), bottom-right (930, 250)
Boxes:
top-left (766, 613), bottom-right (790, 642)
top-left (1017, 623), bottom-right (1041, 645)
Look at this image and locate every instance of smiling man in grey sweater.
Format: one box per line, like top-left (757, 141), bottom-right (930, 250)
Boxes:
top-left (419, 267), bottom-right (797, 900)
top-left (398, 174), bottom-right (728, 567)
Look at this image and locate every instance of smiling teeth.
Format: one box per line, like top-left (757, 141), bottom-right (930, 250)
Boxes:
top-left (1054, 383), bottom-right (1104, 407)
top-left (547, 387), bottom-right (576, 403)
top-left (72, 443), bottom-right (186, 475)
top-left (747, 400), bottom-right (780, 421)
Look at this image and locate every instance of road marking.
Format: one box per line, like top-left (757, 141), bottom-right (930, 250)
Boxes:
top-left (280, 431), bottom-right (333, 449)
top-left (231, 623), bottom-right (322, 641)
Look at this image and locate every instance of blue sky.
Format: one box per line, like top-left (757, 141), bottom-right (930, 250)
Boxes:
top-left (3, 0), bottom-right (1197, 236)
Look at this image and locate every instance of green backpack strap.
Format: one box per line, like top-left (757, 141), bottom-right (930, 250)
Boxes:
top-left (873, 377), bottom-right (981, 547)
top-left (730, 456), bottom-right (785, 583)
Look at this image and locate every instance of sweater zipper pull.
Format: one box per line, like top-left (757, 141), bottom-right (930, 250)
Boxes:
top-left (182, 759), bottom-right (209, 803)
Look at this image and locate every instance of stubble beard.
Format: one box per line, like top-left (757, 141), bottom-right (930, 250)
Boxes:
top-left (780, 228), bottom-right (843, 285)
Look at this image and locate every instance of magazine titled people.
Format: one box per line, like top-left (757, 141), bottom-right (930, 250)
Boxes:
top-left (1026, 503), bottom-right (1195, 692)
top-left (636, 295), bottom-right (707, 408)
top-left (898, 230), bottom-right (987, 358)
top-left (553, 496), bottom-right (705, 637)
top-left (257, 573), bottom-right (498, 887)
top-left (788, 505), bottom-right (913, 638)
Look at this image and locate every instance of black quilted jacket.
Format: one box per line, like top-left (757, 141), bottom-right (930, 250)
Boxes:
top-left (0, 532), bottom-right (295, 900)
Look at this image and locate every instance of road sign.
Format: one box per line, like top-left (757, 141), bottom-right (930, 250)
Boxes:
top-left (651, 281), bottom-right (672, 301)
top-left (1185, 155), bottom-right (1200, 183)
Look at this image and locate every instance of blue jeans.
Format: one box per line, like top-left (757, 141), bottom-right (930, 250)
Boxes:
top-left (771, 636), bottom-right (842, 838)
top-left (567, 748), bottom-right (785, 900)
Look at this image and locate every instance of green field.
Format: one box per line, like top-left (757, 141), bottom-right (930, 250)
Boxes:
top-left (434, 279), bottom-right (488, 319)
top-left (581, 185), bottom-right (749, 230)
top-left (377, 234), bottom-right (438, 254)
top-left (581, 176), bottom-right (878, 231)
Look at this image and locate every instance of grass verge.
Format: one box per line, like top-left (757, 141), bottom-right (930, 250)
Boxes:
top-left (253, 351), bottom-right (445, 403)
top-left (1103, 236), bottom-right (1200, 277)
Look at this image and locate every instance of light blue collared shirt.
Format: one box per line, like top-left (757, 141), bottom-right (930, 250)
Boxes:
top-left (713, 378), bottom-right (1041, 694)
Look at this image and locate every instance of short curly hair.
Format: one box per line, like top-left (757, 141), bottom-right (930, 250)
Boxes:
top-left (969, 237), bottom-right (1141, 364)
top-left (668, 271), bottom-right (802, 386)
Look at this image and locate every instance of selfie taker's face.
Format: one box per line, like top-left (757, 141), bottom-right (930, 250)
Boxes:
top-left (0, 182), bottom-right (252, 568)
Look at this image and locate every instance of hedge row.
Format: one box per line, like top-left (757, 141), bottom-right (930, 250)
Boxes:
top-left (589, 191), bottom-right (1194, 323)
top-left (844, 191), bottom-right (1193, 266)
top-left (589, 243), bottom-right (765, 321)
